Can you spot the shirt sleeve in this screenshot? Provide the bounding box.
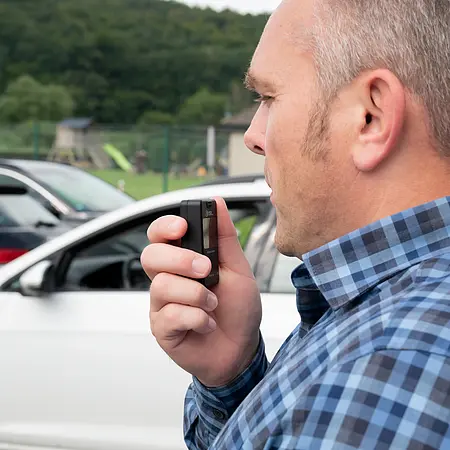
[263,350,450,449]
[183,334,269,450]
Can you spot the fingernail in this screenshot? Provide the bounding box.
[168,219,181,232]
[206,293,218,311]
[208,317,217,331]
[192,257,210,276]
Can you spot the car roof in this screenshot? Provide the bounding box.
[0,160,266,184]
[0,179,271,283]
[0,158,80,173]
[200,174,265,186]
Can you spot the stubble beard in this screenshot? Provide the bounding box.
[274,97,330,258]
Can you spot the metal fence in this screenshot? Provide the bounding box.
[0,122,233,176]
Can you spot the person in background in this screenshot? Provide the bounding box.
[141,0,450,448]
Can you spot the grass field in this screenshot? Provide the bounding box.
[90,169,214,200]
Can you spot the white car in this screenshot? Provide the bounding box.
[0,179,301,450]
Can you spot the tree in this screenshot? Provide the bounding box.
[177,88,227,125]
[0,75,74,123]
[41,83,75,121]
[0,0,267,123]
[138,110,175,126]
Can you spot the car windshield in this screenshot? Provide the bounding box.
[0,191,60,227]
[31,165,134,212]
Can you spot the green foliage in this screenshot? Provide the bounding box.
[0,75,74,123]
[178,88,227,125]
[138,110,175,126]
[0,0,267,124]
[42,84,75,120]
[0,120,57,157]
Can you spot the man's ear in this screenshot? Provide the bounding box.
[351,69,406,172]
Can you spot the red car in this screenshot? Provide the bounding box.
[0,185,74,265]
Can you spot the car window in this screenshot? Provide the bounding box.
[0,172,56,214]
[0,205,18,227]
[62,221,151,291]
[230,209,259,250]
[57,200,267,292]
[30,165,133,212]
[0,190,60,228]
[269,253,301,294]
[0,174,24,188]
[77,224,149,258]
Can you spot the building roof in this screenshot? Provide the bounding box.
[59,118,94,129]
[221,105,258,129]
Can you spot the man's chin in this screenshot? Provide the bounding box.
[274,229,297,257]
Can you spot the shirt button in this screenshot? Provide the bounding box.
[212,409,225,420]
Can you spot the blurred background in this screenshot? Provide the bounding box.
[0,0,278,200]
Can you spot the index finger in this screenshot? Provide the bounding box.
[147,215,187,244]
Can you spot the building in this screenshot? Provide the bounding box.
[221,105,264,177]
[47,118,111,169]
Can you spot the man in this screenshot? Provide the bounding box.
[141,0,450,448]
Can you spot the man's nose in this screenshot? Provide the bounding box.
[244,108,266,156]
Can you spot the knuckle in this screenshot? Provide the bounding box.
[163,303,180,324]
[149,308,161,338]
[151,272,171,293]
[195,310,209,330]
[149,314,157,336]
[178,250,195,272]
[192,282,206,305]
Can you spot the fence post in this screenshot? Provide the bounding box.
[33,122,40,160]
[162,125,170,193]
[206,126,216,174]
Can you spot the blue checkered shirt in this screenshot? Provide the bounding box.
[184,197,450,449]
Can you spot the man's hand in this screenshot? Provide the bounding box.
[141,197,262,387]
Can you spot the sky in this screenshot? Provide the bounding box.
[180,0,280,14]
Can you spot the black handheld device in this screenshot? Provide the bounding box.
[180,199,219,288]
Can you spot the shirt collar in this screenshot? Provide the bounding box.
[293,196,450,311]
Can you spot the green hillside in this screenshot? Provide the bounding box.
[0,0,268,124]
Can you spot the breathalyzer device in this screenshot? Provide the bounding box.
[180,199,219,287]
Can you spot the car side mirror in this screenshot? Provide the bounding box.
[19,260,53,297]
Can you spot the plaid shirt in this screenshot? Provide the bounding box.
[184,197,450,449]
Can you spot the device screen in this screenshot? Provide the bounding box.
[203,216,217,249]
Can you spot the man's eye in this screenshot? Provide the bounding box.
[254,95,273,104]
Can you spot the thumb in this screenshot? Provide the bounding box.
[213,196,255,278]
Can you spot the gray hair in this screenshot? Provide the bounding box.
[311,0,450,156]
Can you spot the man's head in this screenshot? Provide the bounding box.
[244,0,450,258]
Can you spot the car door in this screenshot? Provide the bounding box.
[0,168,70,218]
[0,198,294,450]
